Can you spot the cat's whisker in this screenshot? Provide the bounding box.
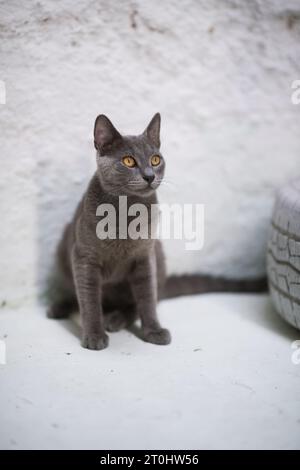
[156,181,178,188]
[158,180,178,187]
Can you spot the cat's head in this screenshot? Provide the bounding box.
[94,113,165,197]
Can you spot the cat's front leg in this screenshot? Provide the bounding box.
[130,254,171,345]
[72,247,108,350]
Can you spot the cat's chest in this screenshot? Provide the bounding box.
[96,237,154,281]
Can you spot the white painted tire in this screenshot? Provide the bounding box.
[267,179,300,330]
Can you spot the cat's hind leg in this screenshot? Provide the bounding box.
[104,307,136,332]
[47,298,78,319]
[47,255,77,319]
[102,281,136,332]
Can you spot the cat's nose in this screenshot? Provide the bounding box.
[142,174,155,184]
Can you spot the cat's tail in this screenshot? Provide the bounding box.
[161,274,268,299]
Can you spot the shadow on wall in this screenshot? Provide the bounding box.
[36,138,93,305]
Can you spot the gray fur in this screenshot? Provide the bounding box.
[48,113,267,350]
[48,113,170,350]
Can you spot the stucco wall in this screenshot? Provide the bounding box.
[1,0,300,306]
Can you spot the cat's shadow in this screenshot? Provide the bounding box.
[59,313,144,342]
[57,295,299,346]
[60,316,82,340]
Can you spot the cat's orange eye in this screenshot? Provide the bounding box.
[122,156,136,168]
[151,155,160,166]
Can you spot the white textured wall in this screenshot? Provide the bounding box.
[1,0,300,306]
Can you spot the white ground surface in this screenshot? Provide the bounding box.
[0,293,300,450]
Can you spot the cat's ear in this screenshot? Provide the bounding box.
[143,113,161,148]
[94,115,122,153]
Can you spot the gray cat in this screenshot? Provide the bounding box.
[48,113,267,350]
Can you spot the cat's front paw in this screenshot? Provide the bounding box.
[81,332,109,350]
[143,327,171,345]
